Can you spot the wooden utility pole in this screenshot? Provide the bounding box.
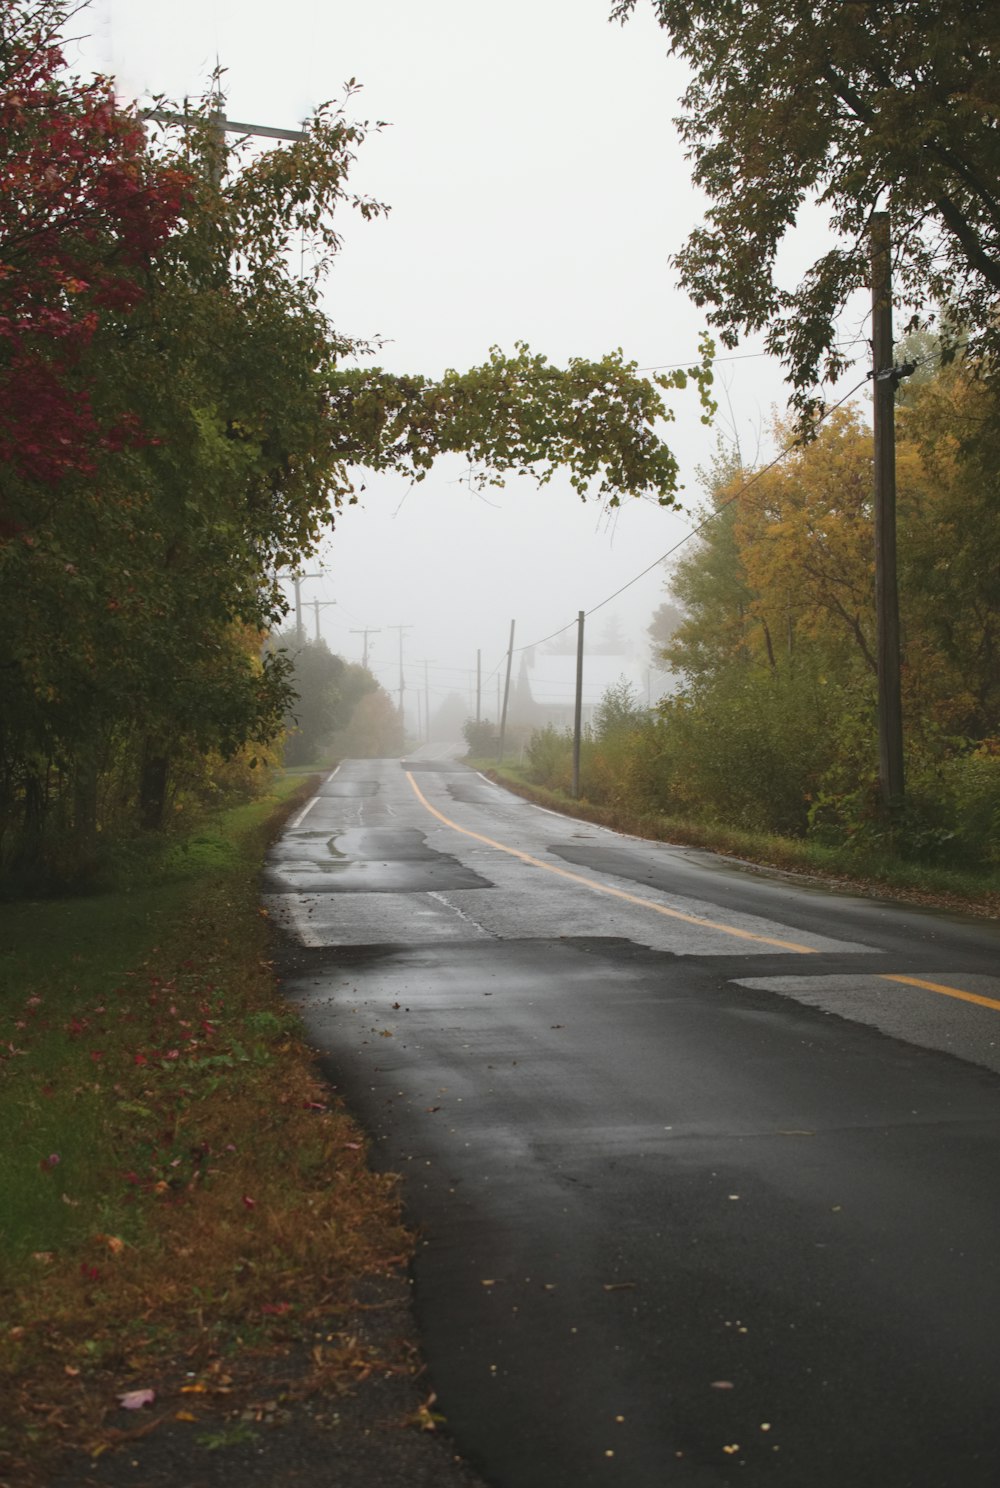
[476,649,482,724]
[572,611,586,799]
[416,659,435,743]
[497,621,516,764]
[350,627,381,670]
[387,625,412,731]
[146,105,306,163]
[870,212,905,815]
[291,571,323,645]
[311,598,336,643]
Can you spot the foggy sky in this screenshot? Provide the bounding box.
[77,0,864,730]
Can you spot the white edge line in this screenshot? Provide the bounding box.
[287,764,340,830]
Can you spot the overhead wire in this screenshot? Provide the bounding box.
[481,368,876,681]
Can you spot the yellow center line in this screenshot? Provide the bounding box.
[406,773,1000,1016]
[405,772,818,955]
[881,974,1000,1014]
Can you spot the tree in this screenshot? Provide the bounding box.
[0,1,717,881]
[0,1,188,508]
[613,0,1000,414]
[330,688,403,759]
[647,599,684,663]
[593,678,646,740]
[270,637,378,766]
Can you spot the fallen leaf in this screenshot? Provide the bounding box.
[118,1388,156,1410]
[175,1410,197,1422]
[722,1443,740,1455]
[710,1381,735,1390]
[602,1282,636,1292]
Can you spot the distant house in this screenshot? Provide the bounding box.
[508,651,676,731]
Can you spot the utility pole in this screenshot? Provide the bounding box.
[387,625,412,732]
[291,572,324,645]
[311,599,336,644]
[497,621,516,764]
[572,611,585,799]
[476,649,482,724]
[870,211,906,817]
[145,104,306,180]
[350,627,381,670]
[416,659,435,744]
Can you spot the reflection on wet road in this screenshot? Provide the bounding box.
[268,757,1000,1488]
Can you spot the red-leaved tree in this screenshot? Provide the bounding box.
[0,0,188,515]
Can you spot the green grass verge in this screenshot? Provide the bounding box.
[0,771,409,1482]
[0,776,303,1265]
[473,761,1000,917]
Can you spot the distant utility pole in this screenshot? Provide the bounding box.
[291,572,323,645]
[416,660,435,744]
[476,649,482,724]
[572,611,585,799]
[311,599,337,644]
[870,211,911,818]
[350,627,381,670]
[497,621,516,764]
[387,625,413,728]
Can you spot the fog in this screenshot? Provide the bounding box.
[79,0,864,735]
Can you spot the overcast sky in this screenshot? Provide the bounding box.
[76,0,864,729]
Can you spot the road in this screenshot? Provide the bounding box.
[266,755,1000,1488]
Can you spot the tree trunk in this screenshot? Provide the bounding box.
[139,748,169,831]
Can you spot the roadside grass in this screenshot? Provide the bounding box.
[0,774,410,1484]
[474,762,1000,918]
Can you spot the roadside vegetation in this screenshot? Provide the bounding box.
[0,0,712,897]
[466,354,1000,918]
[0,775,421,1484]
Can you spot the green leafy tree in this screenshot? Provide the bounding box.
[270,637,377,766]
[593,678,646,740]
[330,688,403,759]
[0,2,717,882]
[647,599,685,664]
[613,0,1000,413]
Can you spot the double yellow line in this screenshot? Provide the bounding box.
[405,772,1000,1016]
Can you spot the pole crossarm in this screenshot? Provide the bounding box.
[144,108,307,142]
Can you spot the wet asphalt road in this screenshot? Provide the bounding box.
[266,756,1000,1488]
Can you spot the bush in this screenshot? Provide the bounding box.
[524,725,574,790]
[462,717,500,757]
[942,742,1000,866]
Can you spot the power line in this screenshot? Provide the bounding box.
[494,371,873,668]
